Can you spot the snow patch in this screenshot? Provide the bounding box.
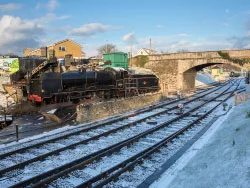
[195,72,215,86]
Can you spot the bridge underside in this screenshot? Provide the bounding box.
[179,63,222,90]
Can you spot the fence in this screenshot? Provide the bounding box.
[234,93,250,105]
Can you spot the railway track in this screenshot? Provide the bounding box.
[0,78,241,187]
[0,81,226,155]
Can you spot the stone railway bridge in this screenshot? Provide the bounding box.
[141,49,250,91]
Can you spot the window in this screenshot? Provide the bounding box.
[59,46,66,51]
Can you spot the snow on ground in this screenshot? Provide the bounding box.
[195,71,215,86]
[0,124,74,149]
[129,67,154,75]
[151,99,250,188]
[46,108,57,114]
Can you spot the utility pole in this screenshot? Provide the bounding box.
[130,38,133,66]
[106,40,108,54]
[150,38,152,54]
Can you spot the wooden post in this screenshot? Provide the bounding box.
[15,124,19,142]
[234,94,236,105]
[3,108,6,127]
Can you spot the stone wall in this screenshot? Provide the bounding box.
[145,59,179,90]
[76,93,164,123]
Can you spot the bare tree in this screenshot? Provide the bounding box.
[160,50,169,54]
[176,49,189,53]
[97,44,117,56]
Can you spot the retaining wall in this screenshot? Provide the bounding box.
[76,93,164,123]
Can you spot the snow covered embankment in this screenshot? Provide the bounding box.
[152,99,250,188]
[195,72,215,86]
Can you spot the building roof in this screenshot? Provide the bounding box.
[48,39,82,48]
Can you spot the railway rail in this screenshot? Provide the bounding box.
[0,78,242,187]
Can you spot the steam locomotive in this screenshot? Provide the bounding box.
[27,67,159,104]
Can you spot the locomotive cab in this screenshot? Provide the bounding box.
[104,67,128,87]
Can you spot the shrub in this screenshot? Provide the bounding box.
[235,127,240,131]
[246,111,250,118]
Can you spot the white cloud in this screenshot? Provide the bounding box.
[0,3,21,12]
[223,22,229,26]
[35,0,59,11]
[70,23,115,37]
[58,15,71,20]
[246,31,250,37]
[122,32,135,43]
[173,33,189,37]
[47,0,59,11]
[0,15,44,55]
[228,34,250,49]
[156,25,163,29]
[35,3,42,10]
[33,13,70,24]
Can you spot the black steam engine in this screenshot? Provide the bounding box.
[27,67,159,104]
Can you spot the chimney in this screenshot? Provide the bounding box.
[40,46,47,57]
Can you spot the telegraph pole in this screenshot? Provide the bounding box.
[106,40,108,54]
[150,38,152,54]
[130,38,133,66]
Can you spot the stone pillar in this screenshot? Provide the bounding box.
[177,73,184,90]
[181,68,197,90]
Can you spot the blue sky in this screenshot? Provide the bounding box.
[0,0,250,56]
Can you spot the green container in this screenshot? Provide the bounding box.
[103,52,128,70]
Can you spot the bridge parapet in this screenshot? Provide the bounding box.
[149,49,250,61]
